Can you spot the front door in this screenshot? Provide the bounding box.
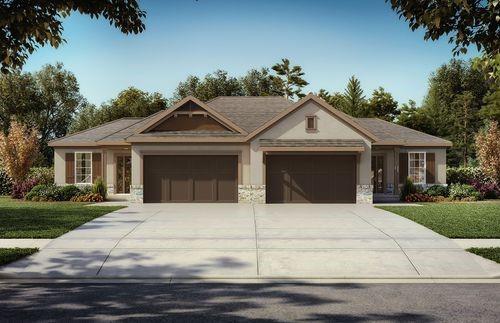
[116,156,131,194]
[371,155,384,193]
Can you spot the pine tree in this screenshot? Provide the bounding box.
[271,58,309,100]
[342,76,368,117]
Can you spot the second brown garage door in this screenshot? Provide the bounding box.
[143,155,237,203]
[266,155,356,203]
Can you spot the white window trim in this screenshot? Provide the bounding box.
[74,152,93,185]
[408,151,426,185]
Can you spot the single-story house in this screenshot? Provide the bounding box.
[49,94,451,203]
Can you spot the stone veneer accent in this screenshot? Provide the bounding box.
[238,185,266,204]
[386,183,394,194]
[356,185,373,204]
[129,185,143,202]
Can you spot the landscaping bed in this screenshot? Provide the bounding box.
[0,248,38,266]
[0,197,124,239]
[377,201,500,238]
[467,247,500,264]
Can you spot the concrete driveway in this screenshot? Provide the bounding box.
[1,204,499,279]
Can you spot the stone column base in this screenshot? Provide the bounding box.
[356,185,373,204]
[129,185,143,202]
[238,185,266,204]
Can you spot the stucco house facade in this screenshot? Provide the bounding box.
[49,94,451,204]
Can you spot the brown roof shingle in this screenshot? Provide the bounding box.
[206,96,293,132]
[355,118,452,146]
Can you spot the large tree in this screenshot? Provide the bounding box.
[388,0,500,83]
[173,70,242,102]
[240,68,282,96]
[341,76,370,117]
[397,100,435,134]
[70,87,168,132]
[0,63,82,164]
[422,59,489,165]
[270,58,309,100]
[318,89,345,110]
[367,87,399,121]
[1,0,146,73]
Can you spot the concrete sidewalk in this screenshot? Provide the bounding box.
[1,204,499,279]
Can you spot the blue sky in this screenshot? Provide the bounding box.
[23,0,477,106]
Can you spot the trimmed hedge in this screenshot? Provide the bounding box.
[0,169,12,195]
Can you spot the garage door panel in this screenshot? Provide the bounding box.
[290,173,312,202]
[267,173,286,203]
[193,174,215,202]
[143,155,237,203]
[311,173,332,202]
[217,173,237,202]
[169,173,192,202]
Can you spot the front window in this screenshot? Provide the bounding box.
[75,152,92,184]
[408,152,425,184]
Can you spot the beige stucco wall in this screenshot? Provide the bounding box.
[249,101,372,185]
[131,144,251,186]
[53,147,105,185]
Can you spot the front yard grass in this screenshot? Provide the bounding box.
[0,196,124,239]
[0,248,38,266]
[377,201,500,238]
[467,247,500,264]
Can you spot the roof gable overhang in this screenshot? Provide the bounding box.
[244,94,379,142]
[134,96,248,135]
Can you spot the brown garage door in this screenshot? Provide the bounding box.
[266,155,356,203]
[143,155,237,203]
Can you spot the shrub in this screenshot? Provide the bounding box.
[0,168,12,195]
[78,185,93,195]
[92,177,107,199]
[11,178,39,199]
[404,193,435,203]
[25,184,59,201]
[468,179,499,199]
[424,185,449,197]
[446,166,483,185]
[58,185,81,201]
[400,177,417,201]
[448,183,482,201]
[70,193,104,203]
[28,167,54,185]
[25,184,82,202]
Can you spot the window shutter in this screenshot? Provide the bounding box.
[65,153,75,184]
[426,153,435,184]
[399,153,408,184]
[92,153,102,183]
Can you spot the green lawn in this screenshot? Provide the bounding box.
[377,201,500,238]
[467,247,500,264]
[0,197,124,239]
[0,248,38,266]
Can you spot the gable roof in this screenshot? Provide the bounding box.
[135,96,247,135]
[355,118,452,147]
[244,94,379,142]
[49,95,452,148]
[206,96,293,132]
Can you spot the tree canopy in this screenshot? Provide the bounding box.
[0,63,82,164]
[388,0,500,83]
[0,0,146,73]
[270,58,309,100]
[70,87,169,133]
